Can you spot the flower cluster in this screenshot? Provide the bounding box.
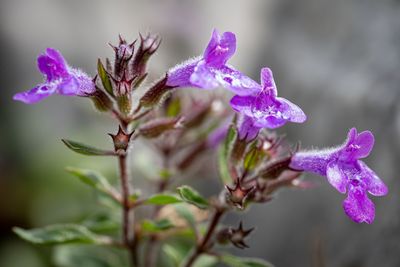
[12,28,389,267]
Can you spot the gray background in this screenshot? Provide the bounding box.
[0,0,399,266]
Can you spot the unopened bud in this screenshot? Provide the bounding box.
[110,35,136,79]
[108,126,134,152]
[139,116,184,138]
[259,155,292,179]
[131,33,161,78]
[139,75,175,107]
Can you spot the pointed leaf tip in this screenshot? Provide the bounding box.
[177,185,209,209]
[62,139,115,156]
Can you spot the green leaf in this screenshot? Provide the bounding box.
[177,186,209,209]
[54,245,128,267]
[221,254,274,267]
[145,194,182,205]
[218,122,237,184]
[62,139,115,156]
[162,244,183,267]
[13,224,109,245]
[243,143,265,172]
[166,97,181,117]
[82,213,120,233]
[141,219,174,233]
[65,167,117,197]
[97,59,114,96]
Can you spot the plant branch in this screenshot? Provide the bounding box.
[117,126,137,266]
[181,208,225,267]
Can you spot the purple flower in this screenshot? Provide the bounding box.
[230,68,306,129]
[13,48,95,104]
[167,29,260,96]
[237,115,261,141]
[290,128,388,224]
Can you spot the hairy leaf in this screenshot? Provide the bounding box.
[13,224,109,245]
[177,186,209,209]
[62,139,115,156]
[145,194,182,205]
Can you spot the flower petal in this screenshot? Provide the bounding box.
[166,57,201,88]
[189,60,220,89]
[13,84,56,104]
[238,115,261,141]
[229,95,256,117]
[63,69,96,96]
[343,128,358,148]
[37,48,68,81]
[191,63,260,95]
[326,162,347,194]
[213,65,260,96]
[359,161,388,196]
[343,185,375,224]
[260,67,277,96]
[275,97,307,123]
[290,150,332,176]
[253,116,287,129]
[353,131,374,159]
[203,29,236,67]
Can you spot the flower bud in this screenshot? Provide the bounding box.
[110,35,135,79]
[113,72,136,115]
[259,155,293,179]
[131,33,161,78]
[139,75,175,107]
[108,126,134,152]
[138,116,184,138]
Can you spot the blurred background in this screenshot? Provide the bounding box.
[1,0,399,266]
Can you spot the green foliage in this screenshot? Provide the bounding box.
[54,245,127,267]
[97,59,114,96]
[62,139,114,156]
[166,97,181,117]
[218,123,237,184]
[13,224,110,245]
[243,143,265,172]
[141,219,174,233]
[221,254,274,267]
[145,193,182,205]
[81,213,120,233]
[66,167,116,196]
[177,186,209,209]
[162,243,218,267]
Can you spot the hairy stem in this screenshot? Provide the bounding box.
[181,208,225,267]
[117,125,137,266]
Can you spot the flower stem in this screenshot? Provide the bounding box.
[181,208,225,267]
[117,129,137,266]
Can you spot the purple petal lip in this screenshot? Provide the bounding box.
[229,67,306,129]
[13,48,95,104]
[290,128,388,224]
